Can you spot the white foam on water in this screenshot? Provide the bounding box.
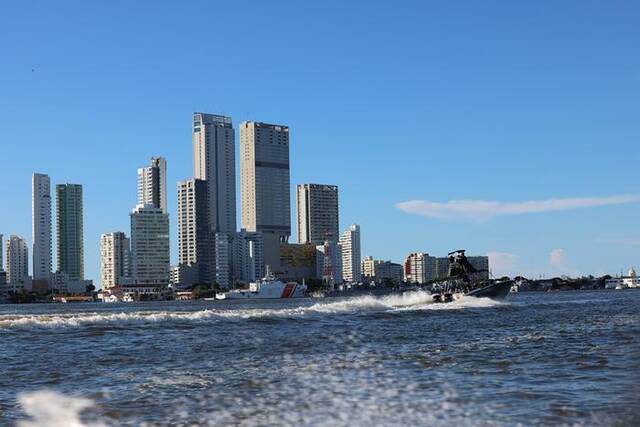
[0,291,506,329]
[15,385,487,427]
[17,390,105,427]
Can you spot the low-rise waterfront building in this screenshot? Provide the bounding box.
[376,261,404,284]
[279,242,317,281]
[364,256,410,284]
[605,268,640,289]
[169,264,200,289]
[98,284,169,302]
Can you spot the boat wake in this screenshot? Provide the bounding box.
[0,291,506,329]
[17,390,104,427]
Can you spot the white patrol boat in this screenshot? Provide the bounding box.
[223,270,307,300]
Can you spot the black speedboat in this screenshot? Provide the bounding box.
[431,250,512,303]
[465,279,512,299]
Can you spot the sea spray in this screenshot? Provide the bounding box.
[0,292,505,329]
[17,390,105,427]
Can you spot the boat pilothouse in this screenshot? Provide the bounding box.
[223,268,307,300]
[431,250,512,303]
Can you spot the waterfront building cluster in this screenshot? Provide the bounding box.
[402,252,489,284]
[0,110,499,302]
[362,256,404,284]
[99,112,365,301]
[99,157,171,301]
[0,174,91,298]
[605,268,640,289]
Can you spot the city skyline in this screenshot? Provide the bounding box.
[1,1,639,285]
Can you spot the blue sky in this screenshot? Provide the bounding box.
[1,0,638,284]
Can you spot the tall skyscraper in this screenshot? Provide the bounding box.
[32,173,52,283]
[100,232,130,289]
[340,224,361,283]
[56,184,84,281]
[0,233,4,272]
[6,235,29,285]
[137,157,167,213]
[192,113,236,234]
[130,205,170,286]
[297,184,339,244]
[177,178,212,284]
[240,121,291,270]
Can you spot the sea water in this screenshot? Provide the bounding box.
[1,290,638,426]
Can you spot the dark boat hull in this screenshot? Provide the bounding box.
[465,281,512,299]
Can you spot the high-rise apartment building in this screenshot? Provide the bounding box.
[296,184,339,244]
[403,253,436,284]
[177,178,212,284]
[100,232,130,289]
[6,235,29,286]
[137,157,167,213]
[362,256,379,280]
[56,184,84,281]
[240,121,291,270]
[279,243,317,281]
[130,205,170,286]
[32,173,52,283]
[192,113,236,235]
[340,224,361,283]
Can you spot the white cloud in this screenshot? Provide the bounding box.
[548,248,579,277]
[395,194,640,221]
[549,248,568,270]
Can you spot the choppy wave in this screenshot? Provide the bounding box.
[0,292,505,329]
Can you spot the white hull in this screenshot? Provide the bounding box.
[224,280,306,300]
